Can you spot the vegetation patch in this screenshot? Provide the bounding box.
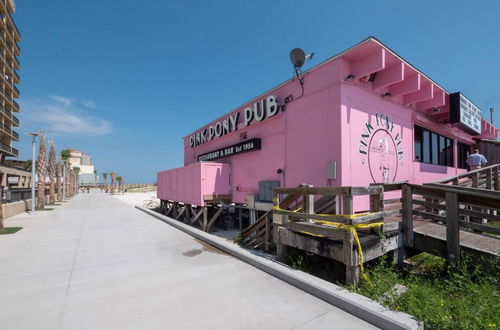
[0,227,23,235]
[348,253,499,330]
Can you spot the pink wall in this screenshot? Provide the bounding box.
[157,162,230,206]
[182,58,344,204]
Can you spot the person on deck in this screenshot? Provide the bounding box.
[466,149,487,170]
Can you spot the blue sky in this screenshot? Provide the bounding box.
[15,0,500,182]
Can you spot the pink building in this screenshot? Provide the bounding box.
[158,37,498,211]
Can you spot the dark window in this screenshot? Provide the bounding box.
[457,142,470,169]
[446,138,453,167]
[422,130,430,163]
[414,125,455,167]
[431,133,438,165]
[414,126,422,161]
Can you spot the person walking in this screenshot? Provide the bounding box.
[466,149,487,170]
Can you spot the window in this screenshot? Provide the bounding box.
[414,125,454,167]
[414,126,422,161]
[457,142,470,169]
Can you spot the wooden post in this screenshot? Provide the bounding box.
[343,232,359,285]
[342,188,353,215]
[238,208,243,231]
[249,209,256,224]
[445,192,460,267]
[172,202,178,218]
[334,195,341,214]
[486,168,493,190]
[369,191,382,212]
[202,206,208,231]
[275,226,288,262]
[206,206,224,232]
[402,184,414,247]
[470,172,484,228]
[472,172,479,188]
[264,213,271,252]
[303,184,314,222]
[494,166,500,191]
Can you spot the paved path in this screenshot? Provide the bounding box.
[0,193,376,330]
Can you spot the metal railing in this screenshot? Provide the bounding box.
[13,84,19,96]
[12,114,18,125]
[13,100,18,111]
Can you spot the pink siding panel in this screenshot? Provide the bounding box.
[157,162,229,206]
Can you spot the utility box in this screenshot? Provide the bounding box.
[258,180,280,202]
[157,162,230,206]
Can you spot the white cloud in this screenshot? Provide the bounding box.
[50,95,72,106]
[83,100,96,108]
[21,96,112,137]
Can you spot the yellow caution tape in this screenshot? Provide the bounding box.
[273,202,383,284]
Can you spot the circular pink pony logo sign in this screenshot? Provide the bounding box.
[368,129,398,183]
[358,113,404,183]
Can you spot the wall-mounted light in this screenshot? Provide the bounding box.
[382,92,392,98]
[433,108,440,113]
[345,74,355,80]
[276,168,284,174]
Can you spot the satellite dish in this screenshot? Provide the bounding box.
[290,48,306,69]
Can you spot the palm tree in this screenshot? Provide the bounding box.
[36,132,46,210]
[60,149,71,199]
[116,176,123,192]
[56,160,63,202]
[110,171,116,194]
[73,166,81,193]
[102,172,108,187]
[48,140,56,204]
[23,160,32,172]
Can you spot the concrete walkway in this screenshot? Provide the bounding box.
[0,193,376,330]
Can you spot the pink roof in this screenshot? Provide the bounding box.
[184,37,498,140]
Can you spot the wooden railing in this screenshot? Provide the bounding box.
[402,183,500,265]
[240,210,272,250]
[432,163,500,190]
[273,185,387,222]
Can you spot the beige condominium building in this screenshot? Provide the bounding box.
[0,0,27,188]
[68,149,98,185]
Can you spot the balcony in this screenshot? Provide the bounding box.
[12,114,18,126]
[0,142,18,157]
[8,13,20,40]
[13,84,19,97]
[12,129,18,140]
[0,105,13,119]
[0,142,10,153]
[13,100,19,111]
[13,70,19,82]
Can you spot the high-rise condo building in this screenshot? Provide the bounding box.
[0,0,27,188]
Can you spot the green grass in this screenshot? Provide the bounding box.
[348,253,500,329]
[0,227,22,235]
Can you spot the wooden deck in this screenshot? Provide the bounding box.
[412,220,500,258]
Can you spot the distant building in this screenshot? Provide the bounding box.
[68,149,92,167]
[68,148,98,184]
[0,1,28,188]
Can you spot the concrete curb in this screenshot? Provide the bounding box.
[136,206,423,330]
